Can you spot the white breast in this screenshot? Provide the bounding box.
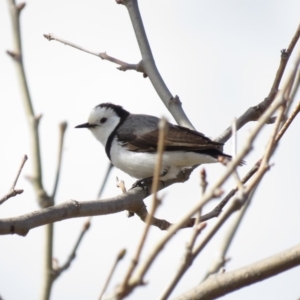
[109,139,218,180]
[110,139,159,179]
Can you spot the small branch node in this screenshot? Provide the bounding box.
[16,2,26,12]
[213,188,224,198]
[117,248,127,261]
[59,121,68,133]
[33,113,43,126]
[6,50,21,62]
[280,48,289,59]
[169,95,182,106]
[83,219,91,231]
[200,168,208,194]
[116,177,127,193]
[43,33,54,41]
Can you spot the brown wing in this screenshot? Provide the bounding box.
[121,124,224,153]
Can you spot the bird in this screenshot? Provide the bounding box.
[75,103,237,184]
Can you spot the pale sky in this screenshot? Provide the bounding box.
[0,1,300,299]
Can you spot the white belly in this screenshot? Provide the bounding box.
[110,140,217,180]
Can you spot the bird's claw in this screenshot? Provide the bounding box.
[131,177,152,190]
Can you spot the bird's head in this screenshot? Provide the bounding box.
[75,103,129,146]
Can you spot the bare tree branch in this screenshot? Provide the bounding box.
[121,0,195,129]
[43,34,143,73]
[44,0,195,129]
[117,51,300,297]
[0,154,28,205]
[53,219,91,280]
[99,248,126,300]
[134,203,195,231]
[160,192,249,300]
[174,243,300,300]
[98,163,114,199]
[7,0,51,207]
[51,122,68,199]
[202,187,256,281]
[275,100,300,143]
[0,187,142,236]
[195,101,292,289]
[216,23,300,144]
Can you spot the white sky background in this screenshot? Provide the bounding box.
[0,0,300,299]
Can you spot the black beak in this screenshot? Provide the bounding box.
[75,122,94,129]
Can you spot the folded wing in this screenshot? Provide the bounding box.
[121,124,224,153]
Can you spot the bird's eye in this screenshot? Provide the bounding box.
[100,118,107,124]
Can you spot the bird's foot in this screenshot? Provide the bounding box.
[131,177,153,190]
[131,177,165,193]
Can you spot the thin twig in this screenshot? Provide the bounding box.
[7,0,49,206]
[117,177,135,218]
[51,122,67,199]
[43,34,143,73]
[52,219,91,280]
[117,118,168,297]
[231,118,243,190]
[116,177,127,194]
[159,221,207,300]
[0,154,28,205]
[216,23,300,143]
[99,249,126,300]
[275,101,300,144]
[134,198,195,230]
[98,162,114,199]
[284,70,300,117]
[202,187,256,280]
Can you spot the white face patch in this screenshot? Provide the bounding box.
[88,106,121,146]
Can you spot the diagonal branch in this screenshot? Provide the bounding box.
[121,0,195,129]
[0,154,28,205]
[99,248,126,300]
[52,218,91,280]
[120,50,300,297]
[199,98,300,223]
[216,23,300,143]
[97,162,114,199]
[43,34,143,73]
[51,122,68,199]
[174,243,300,300]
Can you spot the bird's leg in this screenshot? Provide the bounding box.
[131,168,168,190]
[131,177,166,192]
[131,176,154,189]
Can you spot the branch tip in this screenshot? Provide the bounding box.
[16,2,26,12]
[169,95,182,106]
[280,48,289,59]
[43,33,54,41]
[117,249,127,261]
[83,219,91,231]
[59,121,68,133]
